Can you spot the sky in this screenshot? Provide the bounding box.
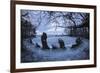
[36,23,65,35]
[21,10,66,35]
[21,10,88,35]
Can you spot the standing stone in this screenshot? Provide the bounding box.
[41,32,49,49]
[58,38,65,49]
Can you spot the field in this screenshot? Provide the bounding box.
[21,35,89,63]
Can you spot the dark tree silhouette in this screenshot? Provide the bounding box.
[21,10,89,38]
[21,11,36,52]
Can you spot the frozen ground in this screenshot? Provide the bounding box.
[21,36,89,63]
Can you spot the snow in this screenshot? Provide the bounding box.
[21,36,89,62]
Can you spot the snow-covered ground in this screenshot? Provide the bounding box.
[21,36,89,63]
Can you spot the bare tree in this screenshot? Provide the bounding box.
[21,10,89,37]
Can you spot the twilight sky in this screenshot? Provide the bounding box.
[21,10,87,35]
